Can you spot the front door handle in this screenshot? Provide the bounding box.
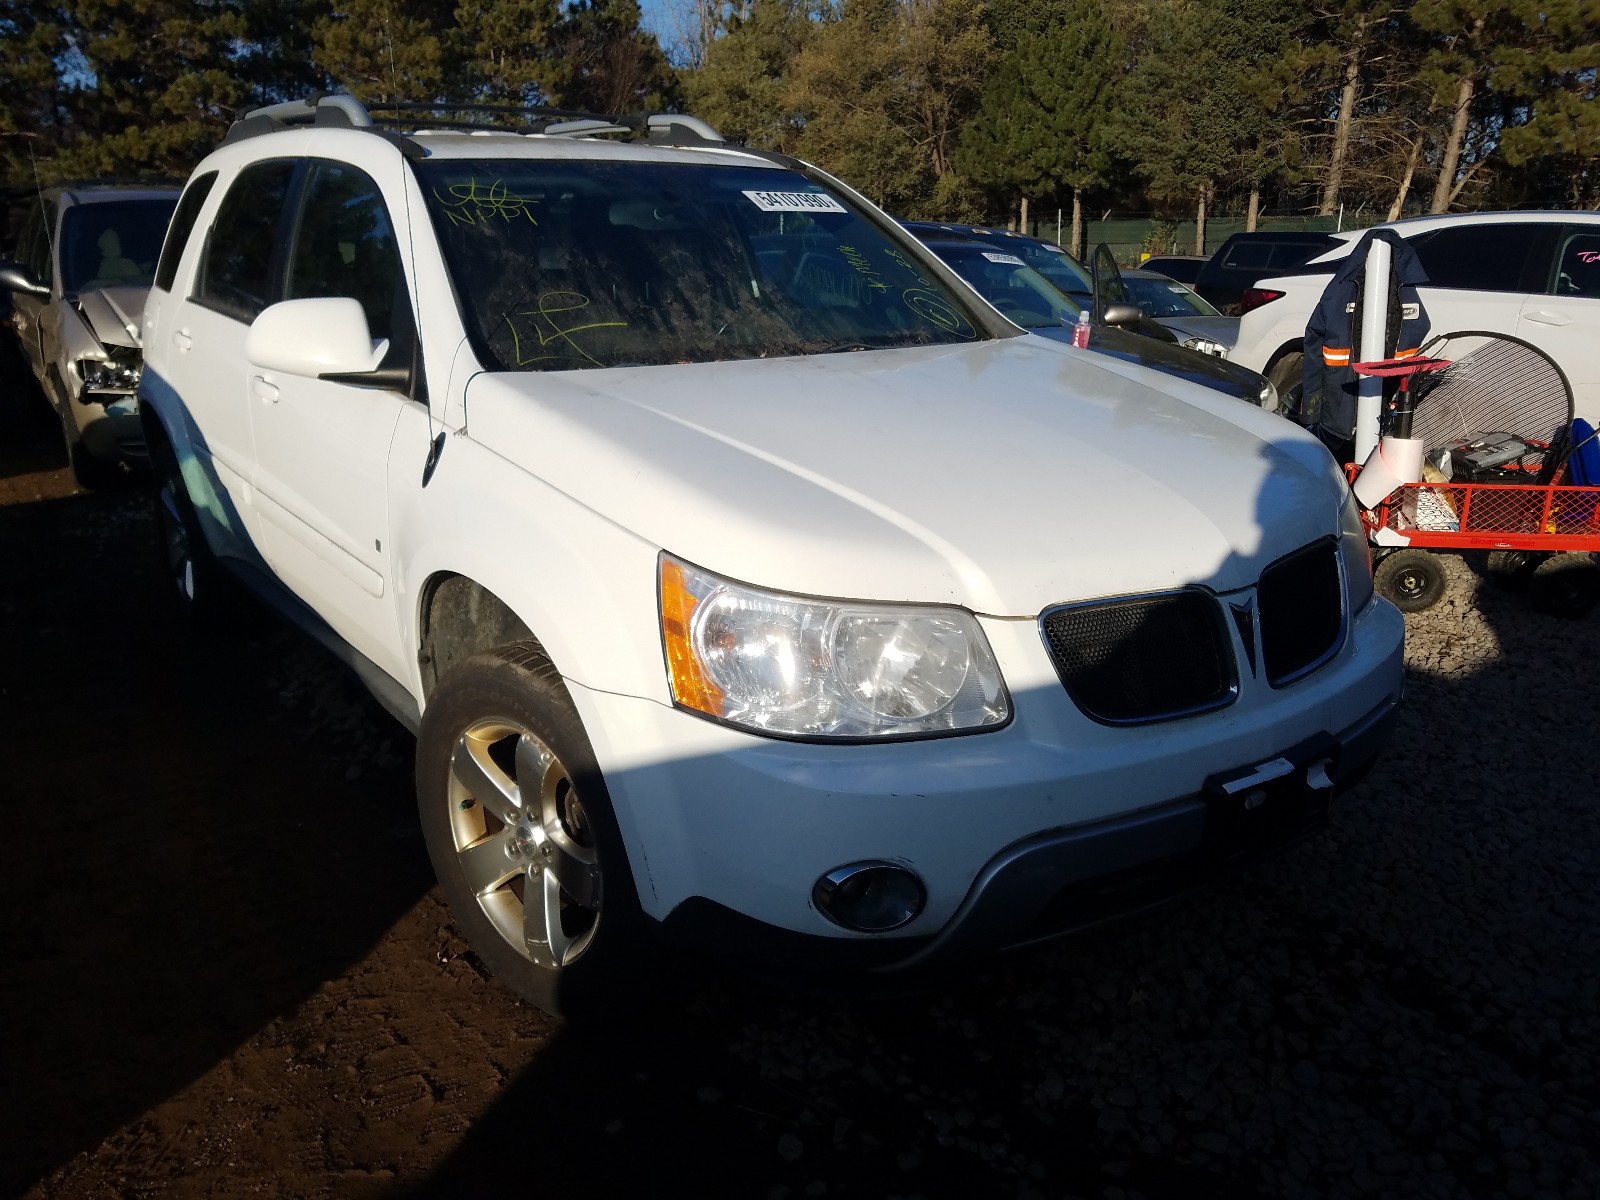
[1523,310,1573,327]
[172,329,193,351]
[251,375,279,404]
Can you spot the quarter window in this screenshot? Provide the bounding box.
[156,173,218,293]
[196,160,296,322]
[1555,231,1600,299]
[285,162,407,343]
[1408,224,1543,292]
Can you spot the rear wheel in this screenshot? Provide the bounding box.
[147,424,245,628]
[416,642,645,1019]
[1530,553,1600,619]
[1373,548,1447,612]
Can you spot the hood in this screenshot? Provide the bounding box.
[462,338,1343,616]
[1033,324,1264,400]
[75,286,148,349]
[1154,314,1240,351]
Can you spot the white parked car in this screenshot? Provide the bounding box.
[139,94,1404,1016]
[1229,211,1600,423]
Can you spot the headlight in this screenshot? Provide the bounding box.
[1181,337,1229,358]
[659,555,1010,740]
[1338,488,1374,613]
[1256,378,1280,411]
[76,358,141,394]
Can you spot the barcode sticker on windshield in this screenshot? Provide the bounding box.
[982,252,1025,265]
[742,190,848,214]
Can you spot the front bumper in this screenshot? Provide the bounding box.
[571,596,1405,968]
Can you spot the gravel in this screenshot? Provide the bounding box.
[13,492,1600,1198]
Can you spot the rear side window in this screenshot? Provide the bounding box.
[1409,224,1543,292]
[155,173,218,293]
[196,160,297,322]
[1555,230,1600,299]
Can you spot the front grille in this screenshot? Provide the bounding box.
[1041,592,1235,725]
[1257,539,1343,686]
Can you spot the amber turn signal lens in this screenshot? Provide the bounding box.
[659,557,725,717]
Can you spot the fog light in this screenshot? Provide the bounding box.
[812,862,926,932]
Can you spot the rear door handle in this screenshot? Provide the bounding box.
[1523,310,1573,327]
[251,375,279,404]
[172,329,193,351]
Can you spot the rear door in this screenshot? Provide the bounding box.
[1406,222,1554,348]
[245,157,412,680]
[1519,225,1600,421]
[163,158,299,556]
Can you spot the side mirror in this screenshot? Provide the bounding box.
[0,259,51,300]
[246,297,387,380]
[1101,303,1144,329]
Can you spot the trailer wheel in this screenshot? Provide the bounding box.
[1530,554,1600,620]
[1485,549,1544,592]
[1374,549,1447,613]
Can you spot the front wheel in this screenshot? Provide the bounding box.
[1373,548,1448,613]
[416,643,644,1018]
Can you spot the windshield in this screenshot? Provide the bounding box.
[416,161,982,370]
[927,244,1081,330]
[975,235,1092,298]
[60,198,178,292]
[1123,274,1222,318]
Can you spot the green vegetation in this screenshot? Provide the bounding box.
[3,0,1595,225]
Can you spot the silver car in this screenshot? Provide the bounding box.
[1,184,179,487]
[1122,267,1240,358]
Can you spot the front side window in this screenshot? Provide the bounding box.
[1124,274,1220,318]
[196,160,296,322]
[1555,231,1600,299]
[1409,224,1543,292]
[416,160,983,371]
[285,161,407,342]
[60,198,179,293]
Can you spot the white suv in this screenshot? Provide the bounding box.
[139,95,1404,1015]
[1229,211,1600,421]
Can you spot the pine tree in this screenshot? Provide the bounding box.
[957,0,1125,254]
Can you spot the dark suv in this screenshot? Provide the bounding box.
[1194,231,1340,315]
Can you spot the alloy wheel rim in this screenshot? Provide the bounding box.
[446,719,601,969]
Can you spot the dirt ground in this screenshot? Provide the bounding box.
[2,341,1597,1200]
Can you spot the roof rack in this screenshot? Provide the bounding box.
[224,93,731,153]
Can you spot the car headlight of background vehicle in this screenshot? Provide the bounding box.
[1338,488,1374,613]
[659,555,1010,740]
[1181,336,1229,358]
[75,358,141,395]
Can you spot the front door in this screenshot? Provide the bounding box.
[246,159,412,682]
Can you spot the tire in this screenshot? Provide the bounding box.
[1530,553,1600,620]
[148,426,244,628]
[1485,549,1544,592]
[1267,351,1305,421]
[416,642,645,1019]
[1373,548,1448,612]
